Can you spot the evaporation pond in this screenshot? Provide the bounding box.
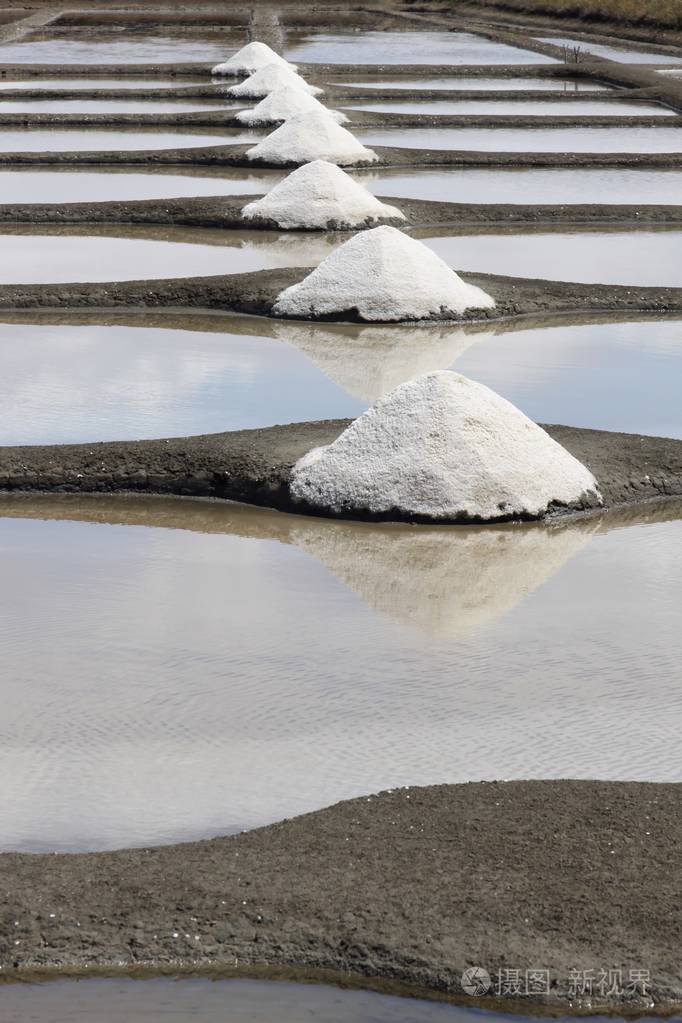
[357,125,682,151]
[284,30,557,64]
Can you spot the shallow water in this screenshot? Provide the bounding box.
[0,166,283,203]
[0,77,206,89]
[340,76,610,90]
[419,228,682,286]
[0,227,333,284]
[345,98,673,115]
[0,128,255,152]
[0,317,680,444]
[284,30,557,65]
[2,978,668,1023]
[0,98,240,113]
[0,33,243,63]
[361,166,682,204]
[540,35,682,65]
[358,125,682,152]
[0,494,680,851]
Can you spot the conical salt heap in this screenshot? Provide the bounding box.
[243,160,404,230]
[227,62,323,98]
[237,85,347,126]
[212,41,295,76]
[290,371,602,522]
[246,110,378,166]
[273,225,494,321]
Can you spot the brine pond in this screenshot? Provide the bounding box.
[1,165,680,205]
[539,35,682,64]
[0,98,241,113]
[0,317,680,444]
[0,32,245,63]
[0,489,680,851]
[283,30,557,64]
[3,978,674,1022]
[0,77,208,89]
[357,125,682,152]
[0,225,680,287]
[0,128,257,152]
[345,98,672,115]
[340,76,611,90]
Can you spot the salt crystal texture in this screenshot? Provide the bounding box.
[290,371,602,522]
[273,225,494,321]
[246,111,378,166]
[212,41,296,76]
[243,160,404,230]
[228,63,323,98]
[237,86,347,126]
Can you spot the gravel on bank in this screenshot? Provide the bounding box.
[0,780,679,1012]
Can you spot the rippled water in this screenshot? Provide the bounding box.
[0,33,244,63]
[0,495,680,852]
[340,76,610,90]
[540,35,682,64]
[0,317,681,445]
[0,98,240,113]
[285,30,557,65]
[0,128,256,152]
[345,98,672,115]
[358,125,682,152]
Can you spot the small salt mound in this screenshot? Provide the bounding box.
[242,160,404,230]
[246,110,378,167]
[212,41,296,76]
[228,63,322,98]
[273,225,494,321]
[290,371,602,522]
[237,85,347,126]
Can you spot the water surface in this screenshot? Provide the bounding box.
[0,496,680,851]
[340,76,610,90]
[284,30,557,65]
[0,128,254,152]
[0,98,240,113]
[358,125,682,152]
[0,77,206,89]
[0,33,243,63]
[361,166,682,204]
[540,35,682,65]
[345,98,672,115]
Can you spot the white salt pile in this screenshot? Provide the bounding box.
[228,63,323,98]
[273,225,494,321]
[246,110,378,166]
[290,371,602,522]
[212,41,295,76]
[237,85,347,126]
[242,160,404,230]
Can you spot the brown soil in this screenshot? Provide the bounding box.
[0,780,679,1011]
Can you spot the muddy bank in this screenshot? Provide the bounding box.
[4,193,682,229]
[0,265,680,323]
[0,779,679,1010]
[1,418,681,520]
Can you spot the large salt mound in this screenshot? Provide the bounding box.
[273,225,494,321]
[212,41,295,76]
[246,110,378,167]
[242,160,404,230]
[290,371,602,522]
[228,63,323,98]
[237,86,347,126]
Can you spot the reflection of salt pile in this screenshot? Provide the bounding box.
[212,41,295,76]
[243,160,404,230]
[291,371,602,522]
[275,320,490,401]
[273,225,494,321]
[237,86,347,126]
[228,63,323,98]
[246,111,378,166]
[292,517,597,639]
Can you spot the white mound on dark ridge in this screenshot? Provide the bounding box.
[243,160,404,229]
[212,41,295,76]
[290,371,602,522]
[227,63,322,98]
[273,225,494,321]
[246,111,378,166]
[237,85,347,126]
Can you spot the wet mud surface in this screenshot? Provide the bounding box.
[0,780,679,1009]
[1,415,681,521]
